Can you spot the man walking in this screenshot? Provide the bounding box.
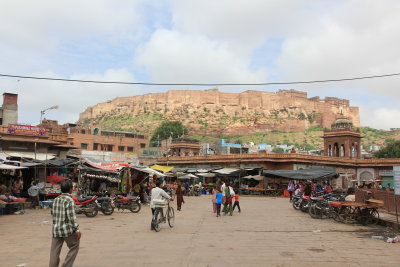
[49,179,81,267]
[28,181,41,209]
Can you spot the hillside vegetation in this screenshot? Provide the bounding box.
[82,113,399,150]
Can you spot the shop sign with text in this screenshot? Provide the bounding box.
[8,124,46,136]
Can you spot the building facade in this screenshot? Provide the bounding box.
[40,120,150,163]
[0,93,18,126]
[323,113,361,158]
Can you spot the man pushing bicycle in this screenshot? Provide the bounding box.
[150,180,172,231]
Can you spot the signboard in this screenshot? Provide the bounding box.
[393,166,400,195]
[378,170,394,177]
[8,124,46,136]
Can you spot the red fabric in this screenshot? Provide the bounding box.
[281,190,291,198]
[47,175,68,185]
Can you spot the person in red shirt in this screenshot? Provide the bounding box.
[232,189,241,213]
[325,183,333,194]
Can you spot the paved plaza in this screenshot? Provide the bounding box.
[1,196,399,267]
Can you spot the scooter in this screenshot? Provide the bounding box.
[72,195,99,217]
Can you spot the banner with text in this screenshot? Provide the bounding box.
[8,124,46,136]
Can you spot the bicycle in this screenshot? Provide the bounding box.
[151,199,175,232]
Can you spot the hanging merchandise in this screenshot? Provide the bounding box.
[120,169,126,193]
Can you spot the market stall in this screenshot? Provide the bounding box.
[0,163,29,214]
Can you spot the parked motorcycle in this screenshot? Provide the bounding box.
[111,195,141,213]
[292,194,302,210]
[72,195,99,217]
[97,196,114,215]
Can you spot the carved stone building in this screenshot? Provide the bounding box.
[323,113,361,158]
[169,137,201,157]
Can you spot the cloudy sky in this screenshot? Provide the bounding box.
[1,0,400,129]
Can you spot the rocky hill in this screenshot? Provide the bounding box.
[79,89,360,136]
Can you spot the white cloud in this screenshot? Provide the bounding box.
[361,107,400,130]
[2,69,143,124]
[170,0,317,46]
[276,0,400,96]
[135,29,268,84]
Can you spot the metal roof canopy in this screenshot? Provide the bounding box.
[262,168,338,180]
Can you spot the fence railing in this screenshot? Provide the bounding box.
[355,188,400,213]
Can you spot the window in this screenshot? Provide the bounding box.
[118,146,125,152]
[140,143,146,148]
[93,143,99,150]
[107,145,114,151]
[81,143,88,149]
[81,129,86,134]
[127,147,134,152]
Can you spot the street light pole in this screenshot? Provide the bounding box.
[39,105,59,124]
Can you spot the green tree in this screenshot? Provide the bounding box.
[272,147,284,153]
[375,140,400,158]
[150,121,188,147]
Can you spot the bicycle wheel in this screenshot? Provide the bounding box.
[366,208,380,225]
[167,207,175,228]
[153,208,161,232]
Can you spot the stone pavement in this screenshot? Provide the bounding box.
[0,196,399,267]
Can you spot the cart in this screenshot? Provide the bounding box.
[336,199,383,225]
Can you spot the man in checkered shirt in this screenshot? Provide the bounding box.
[49,179,81,267]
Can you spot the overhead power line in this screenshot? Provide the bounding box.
[0,72,399,86]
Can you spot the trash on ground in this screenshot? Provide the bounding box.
[371,236,384,239]
[386,237,399,243]
[312,230,321,233]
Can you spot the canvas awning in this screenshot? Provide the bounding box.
[213,168,242,176]
[196,172,216,178]
[262,168,338,180]
[243,175,264,181]
[177,174,198,180]
[131,166,164,177]
[150,164,174,173]
[0,163,27,170]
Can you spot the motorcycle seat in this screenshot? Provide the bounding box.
[97,197,110,202]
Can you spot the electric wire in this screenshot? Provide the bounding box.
[0,72,399,86]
